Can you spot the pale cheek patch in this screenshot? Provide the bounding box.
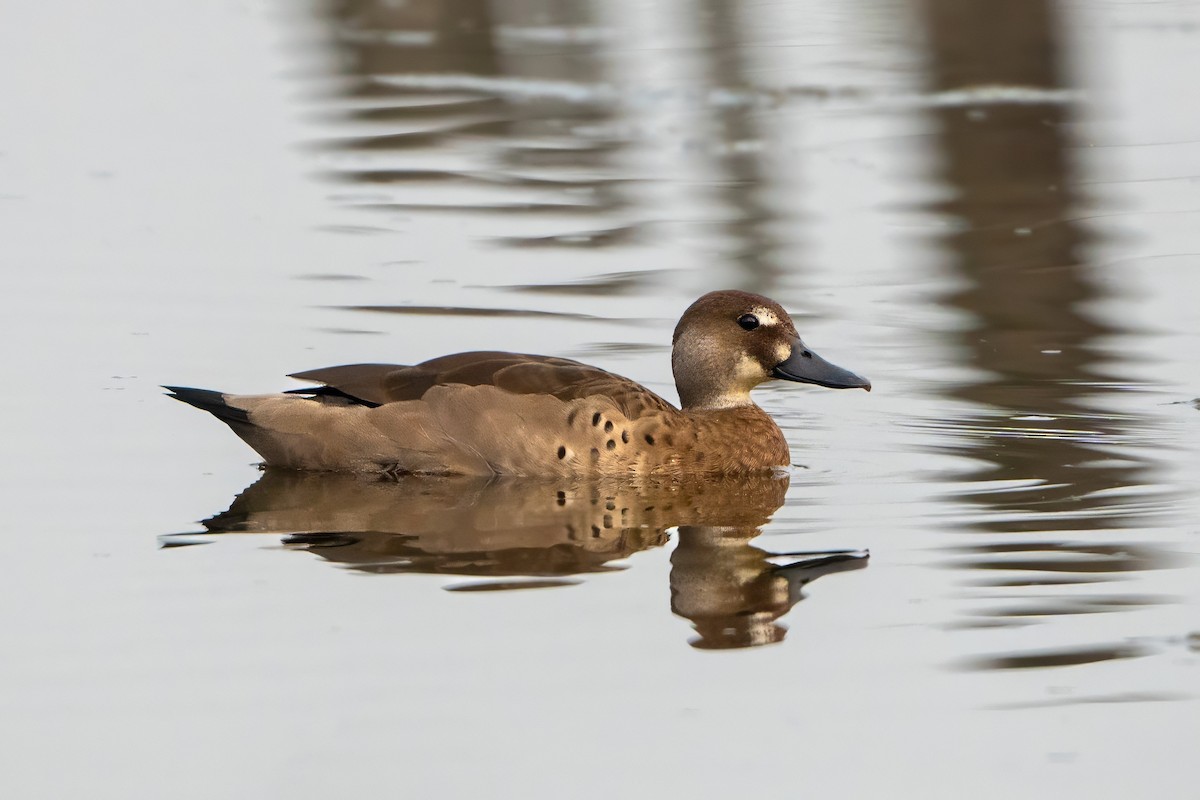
[735,353,768,383]
[773,341,791,364]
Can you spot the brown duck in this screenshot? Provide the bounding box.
[166,290,870,476]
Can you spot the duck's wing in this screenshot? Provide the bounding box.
[288,351,677,419]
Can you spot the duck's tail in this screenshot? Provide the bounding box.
[163,385,396,471]
[163,386,254,430]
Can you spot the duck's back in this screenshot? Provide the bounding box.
[289,351,676,421]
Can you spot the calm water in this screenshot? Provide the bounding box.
[2,0,1199,797]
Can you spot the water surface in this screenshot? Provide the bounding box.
[2,0,1198,797]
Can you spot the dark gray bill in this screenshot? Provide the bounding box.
[773,337,871,391]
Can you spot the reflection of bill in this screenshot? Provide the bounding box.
[172,469,866,649]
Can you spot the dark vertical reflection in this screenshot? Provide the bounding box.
[307,1,810,296]
[311,0,633,248]
[325,0,499,76]
[926,0,1103,415]
[917,0,1172,651]
[688,1,787,291]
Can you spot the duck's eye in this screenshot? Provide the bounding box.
[737,314,760,331]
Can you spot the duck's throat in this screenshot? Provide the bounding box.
[678,387,755,411]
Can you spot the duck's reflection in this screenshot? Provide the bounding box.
[185,469,867,649]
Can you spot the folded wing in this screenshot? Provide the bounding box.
[288,351,677,420]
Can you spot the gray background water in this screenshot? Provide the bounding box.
[2,0,1198,797]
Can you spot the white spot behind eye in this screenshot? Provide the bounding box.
[750,307,779,326]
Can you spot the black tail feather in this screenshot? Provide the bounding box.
[163,386,253,428]
[283,384,380,407]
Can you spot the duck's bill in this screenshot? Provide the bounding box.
[773,338,871,391]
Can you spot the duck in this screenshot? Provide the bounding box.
[165,290,870,476]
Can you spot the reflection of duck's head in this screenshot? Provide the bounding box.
[670,526,869,650]
[671,527,792,648]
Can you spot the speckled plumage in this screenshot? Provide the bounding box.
[166,290,869,476]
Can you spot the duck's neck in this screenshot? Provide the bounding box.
[673,337,758,411]
[674,358,761,410]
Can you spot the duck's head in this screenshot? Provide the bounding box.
[671,290,871,411]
